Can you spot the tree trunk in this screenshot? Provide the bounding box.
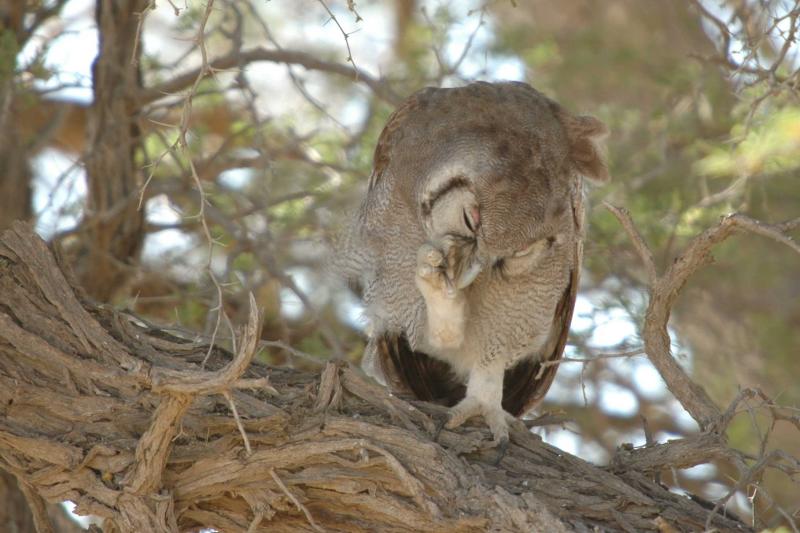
[0,94,32,230]
[0,222,751,532]
[78,0,147,301]
[0,2,32,231]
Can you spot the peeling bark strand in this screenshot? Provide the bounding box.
[0,222,756,531]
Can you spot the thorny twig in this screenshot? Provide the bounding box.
[689,0,800,120]
[534,347,645,379]
[131,0,157,66]
[317,0,360,79]
[133,0,231,366]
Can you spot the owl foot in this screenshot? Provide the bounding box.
[417,236,482,296]
[416,241,458,298]
[416,239,470,349]
[445,396,515,448]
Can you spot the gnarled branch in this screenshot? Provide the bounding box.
[0,221,755,532]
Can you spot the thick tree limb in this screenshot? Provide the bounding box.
[0,222,753,532]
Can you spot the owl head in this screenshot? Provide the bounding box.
[372,82,609,268]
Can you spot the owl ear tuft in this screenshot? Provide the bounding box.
[561,114,610,184]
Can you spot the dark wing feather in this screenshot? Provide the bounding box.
[375,179,585,416]
[375,333,465,406]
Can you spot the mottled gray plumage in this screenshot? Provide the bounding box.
[337,81,608,444]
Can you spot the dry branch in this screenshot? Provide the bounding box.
[0,222,756,532]
[606,206,800,431]
[606,205,800,530]
[140,47,401,107]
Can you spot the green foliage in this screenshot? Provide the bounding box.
[297,333,328,357]
[695,107,800,178]
[521,39,562,70]
[174,296,209,326]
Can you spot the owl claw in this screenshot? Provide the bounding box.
[417,237,482,297]
[492,436,510,465]
[445,396,514,447]
[431,414,448,442]
[456,260,483,289]
[416,242,458,298]
[416,240,471,349]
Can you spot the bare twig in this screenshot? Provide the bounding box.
[223,390,252,456]
[609,206,800,430]
[604,202,658,285]
[535,347,645,379]
[607,202,800,528]
[690,0,800,116]
[151,293,260,394]
[131,0,157,66]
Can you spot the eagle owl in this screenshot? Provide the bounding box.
[338,81,608,446]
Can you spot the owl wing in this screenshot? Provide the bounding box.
[374,179,585,417]
[500,254,578,416]
[503,178,585,416]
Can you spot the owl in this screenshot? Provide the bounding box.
[337,81,608,447]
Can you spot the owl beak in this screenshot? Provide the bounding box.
[456,259,482,289]
[454,236,490,290]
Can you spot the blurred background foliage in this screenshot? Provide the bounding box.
[1,0,798,529]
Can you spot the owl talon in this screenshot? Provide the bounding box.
[492,436,510,466]
[416,242,457,297]
[417,236,482,297]
[445,396,513,447]
[431,414,448,442]
[422,245,445,268]
[445,396,480,429]
[416,242,467,349]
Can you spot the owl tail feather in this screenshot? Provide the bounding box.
[375,333,465,407]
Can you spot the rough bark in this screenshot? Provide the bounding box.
[78,0,147,301]
[0,222,755,532]
[1,6,88,530]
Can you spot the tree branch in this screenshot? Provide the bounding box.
[0,222,751,532]
[140,47,401,106]
[607,207,800,432]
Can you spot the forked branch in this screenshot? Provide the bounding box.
[606,205,800,529]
